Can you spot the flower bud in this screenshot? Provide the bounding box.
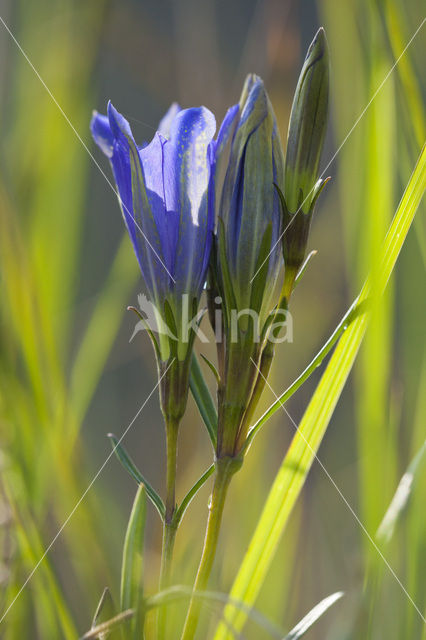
[284,27,329,215]
[280,28,329,289]
[212,75,285,457]
[214,74,284,330]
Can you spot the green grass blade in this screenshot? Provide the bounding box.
[376,440,426,545]
[242,296,367,453]
[145,586,283,637]
[120,484,147,637]
[189,353,218,446]
[214,143,426,640]
[91,587,115,629]
[81,610,134,639]
[3,478,78,640]
[70,235,138,426]
[282,592,343,639]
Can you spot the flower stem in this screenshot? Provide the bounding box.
[180,457,239,640]
[157,419,179,640]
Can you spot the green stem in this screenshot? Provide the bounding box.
[158,419,179,640]
[180,459,238,640]
[165,420,179,522]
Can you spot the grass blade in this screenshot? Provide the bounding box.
[81,610,134,639]
[376,440,426,545]
[282,592,343,639]
[214,143,426,640]
[120,484,147,637]
[146,586,283,637]
[242,296,368,453]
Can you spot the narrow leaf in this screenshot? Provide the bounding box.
[200,353,220,384]
[81,610,134,639]
[145,586,283,637]
[189,353,218,446]
[91,588,115,630]
[282,592,343,639]
[175,464,215,524]
[242,296,368,454]
[214,143,426,640]
[108,434,165,520]
[376,440,426,544]
[120,484,147,637]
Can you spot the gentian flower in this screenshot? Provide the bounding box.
[91,103,216,426]
[210,75,285,457]
[91,103,216,362]
[214,74,284,331]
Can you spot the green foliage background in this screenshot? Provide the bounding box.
[0,0,424,638]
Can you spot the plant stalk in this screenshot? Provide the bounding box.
[180,458,238,640]
[157,418,179,640]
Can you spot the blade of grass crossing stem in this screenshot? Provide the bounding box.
[213,145,425,640]
[120,484,147,637]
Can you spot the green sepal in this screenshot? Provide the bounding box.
[310,176,330,211]
[189,353,218,447]
[163,299,178,350]
[200,353,220,384]
[108,434,166,520]
[217,217,237,327]
[293,250,317,288]
[127,305,161,361]
[120,484,147,637]
[275,183,312,274]
[249,223,273,316]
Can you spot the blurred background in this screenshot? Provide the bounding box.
[0,0,425,638]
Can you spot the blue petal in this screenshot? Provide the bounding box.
[216,104,239,154]
[139,133,177,273]
[157,102,181,139]
[107,102,169,300]
[90,112,114,158]
[163,107,216,296]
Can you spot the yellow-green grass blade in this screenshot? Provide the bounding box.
[120,484,147,637]
[2,478,78,639]
[70,234,139,426]
[213,144,425,640]
[356,49,397,545]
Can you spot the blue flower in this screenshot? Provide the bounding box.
[91,102,216,359]
[213,75,284,328]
